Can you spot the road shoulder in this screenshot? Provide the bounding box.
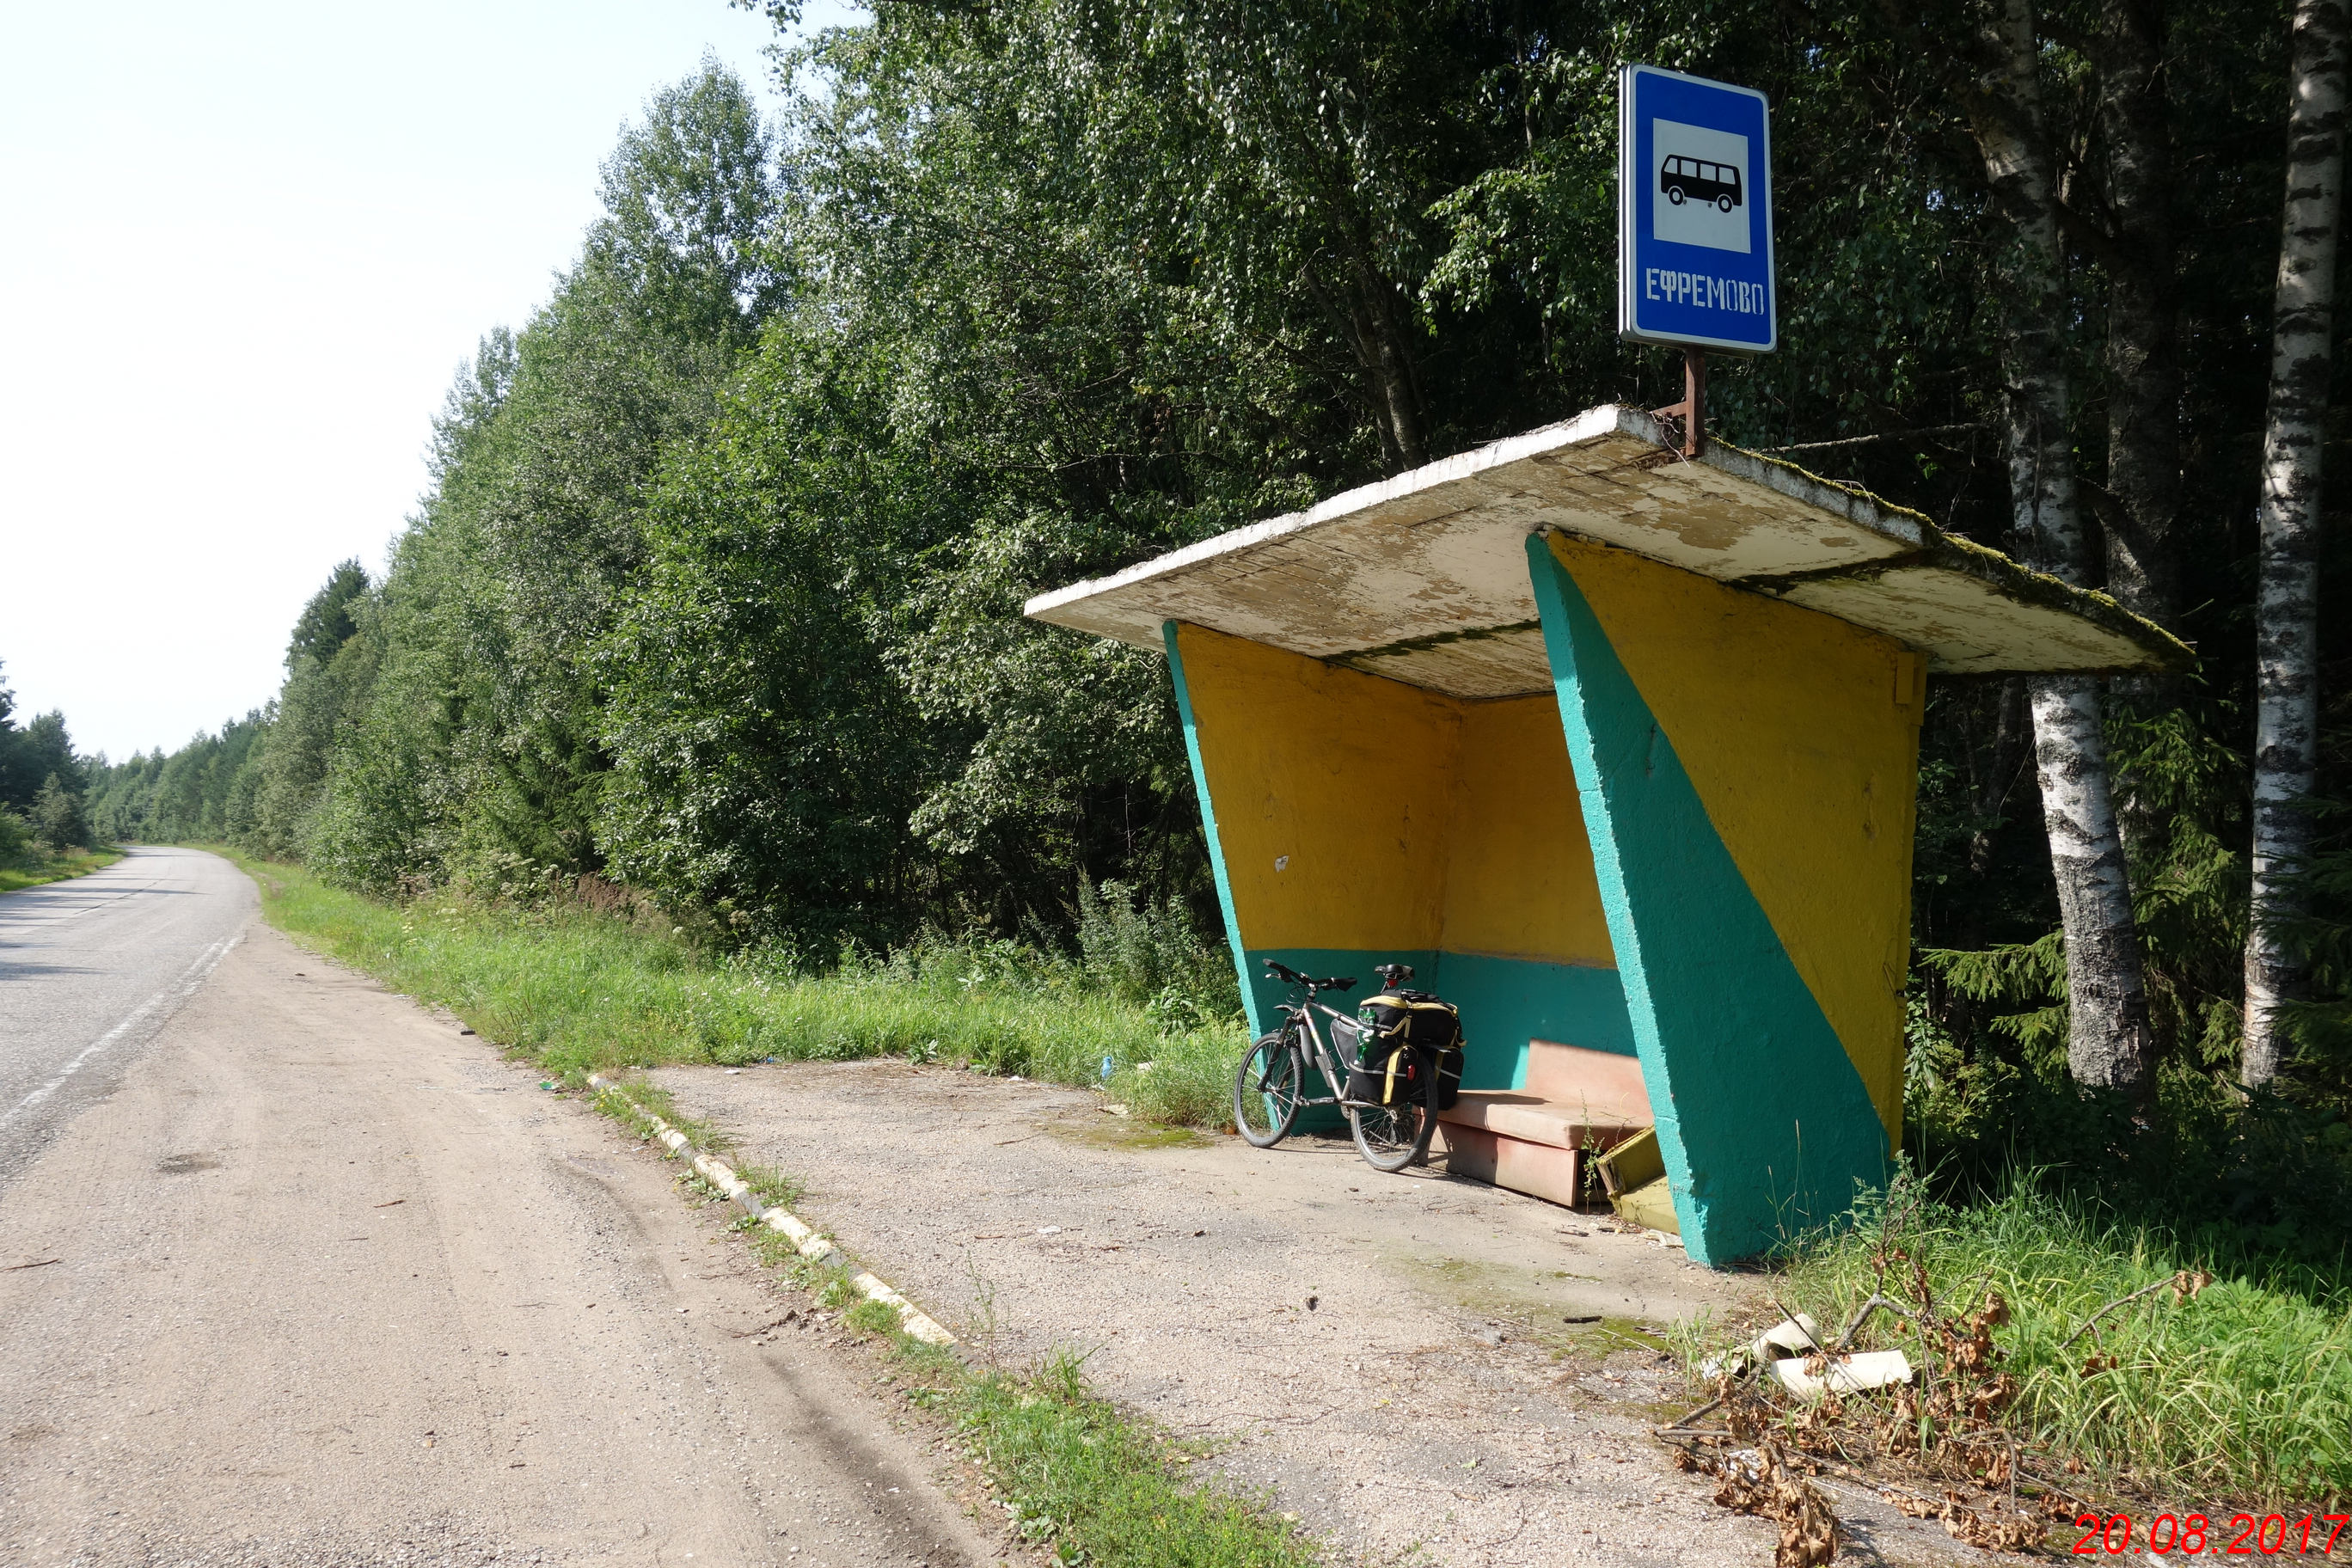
[0,920,998,1567]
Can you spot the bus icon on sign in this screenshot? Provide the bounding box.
[1662,155,1741,213]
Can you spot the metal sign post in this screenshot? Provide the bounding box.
[1652,347,1708,458]
[1618,64,1776,456]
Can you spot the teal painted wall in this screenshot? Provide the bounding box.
[1436,951,1636,1078]
[1163,620,1255,1008]
[1526,536,1890,1265]
[1240,946,1632,1091]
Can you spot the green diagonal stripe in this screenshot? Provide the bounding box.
[1526,536,1888,1265]
[1162,622,1259,1034]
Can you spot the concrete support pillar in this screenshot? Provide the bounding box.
[1526,533,1900,1265]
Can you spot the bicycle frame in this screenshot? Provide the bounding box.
[1273,989,1363,1107]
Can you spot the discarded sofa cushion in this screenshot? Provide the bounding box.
[1435,1039,1655,1210]
[1438,1039,1652,1150]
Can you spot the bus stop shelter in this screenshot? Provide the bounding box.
[1026,406,2186,1266]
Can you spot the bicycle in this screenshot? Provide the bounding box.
[1232,959,1441,1173]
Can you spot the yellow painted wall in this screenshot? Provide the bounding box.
[1440,696,1617,967]
[1172,624,1456,952]
[1548,536,1921,1136]
[1175,625,1621,971]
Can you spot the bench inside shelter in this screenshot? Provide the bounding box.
[1435,1038,1653,1211]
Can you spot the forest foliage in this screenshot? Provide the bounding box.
[0,659,97,861]
[66,3,2352,1205]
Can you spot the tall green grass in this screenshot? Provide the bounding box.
[230,852,1249,1127]
[1777,1174,2352,1506]
[0,844,124,893]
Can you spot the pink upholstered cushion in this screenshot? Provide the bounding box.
[1439,1092,1645,1149]
[1522,1039,1651,1115]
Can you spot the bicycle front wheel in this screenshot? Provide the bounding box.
[1234,1032,1304,1148]
[1349,1050,1440,1173]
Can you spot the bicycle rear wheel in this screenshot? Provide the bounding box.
[1349,1049,1439,1173]
[1234,1032,1304,1148]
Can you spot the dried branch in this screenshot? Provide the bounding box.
[2059,1269,2213,1350]
[1663,1393,1726,1430]
[1767,1293,1828,1355]
[1760,424,1983,455]
[1829,1293,1919,1352]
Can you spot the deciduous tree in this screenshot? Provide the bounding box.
[1952,0,2155,1093]
[2245,0,2350,1087]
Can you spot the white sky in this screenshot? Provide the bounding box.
[1,1,856,763]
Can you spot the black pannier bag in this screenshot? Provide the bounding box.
[1430,1042,1465,1110]
[1355,989,1467,1111]
[1344,1043,1424,1107]
[1359,988,1461,1049]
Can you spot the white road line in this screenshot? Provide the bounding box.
[0,876,171,928]
[2,931,244,1130]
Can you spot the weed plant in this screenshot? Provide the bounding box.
[1776,1171,2352,1506]
[935,1349,1319,1568]
[228,852,1250,1128]
[1888,879,2352,1506]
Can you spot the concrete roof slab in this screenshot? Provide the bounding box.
[1026,406,2189,689]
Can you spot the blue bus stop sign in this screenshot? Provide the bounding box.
[1619,64,1775,354]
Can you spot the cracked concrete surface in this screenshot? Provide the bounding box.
[657,1059,1972,1567]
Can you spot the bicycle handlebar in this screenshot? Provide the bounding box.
[1263,959,1356,993]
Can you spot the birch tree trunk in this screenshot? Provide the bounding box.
[2244,0,2350,1088]
[1346,265,1430,471]
[2093,0,2182,635]
[1965,0,2156,1092]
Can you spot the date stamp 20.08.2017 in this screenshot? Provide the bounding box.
[2073,1514,2349,1556]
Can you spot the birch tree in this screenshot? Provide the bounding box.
[2086,0,2180,636]
[1961,0,2156,1093]
[2245,0,2350,1087]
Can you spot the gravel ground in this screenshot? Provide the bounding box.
[0,915,997,1568]
[654,1060,1983,1567]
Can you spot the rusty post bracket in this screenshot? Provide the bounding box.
[1651,348,1707,457]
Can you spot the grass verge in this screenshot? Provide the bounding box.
[918,1348,1320,1568]
[217,850,1246,1129]
[1767,1172,2351,1509]
[0,845,126,893]
[211,848,2352,1522]
[589,1074,1320,1568]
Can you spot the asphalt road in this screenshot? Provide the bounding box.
[0,847,253,1190]
[0,850,994,1566]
